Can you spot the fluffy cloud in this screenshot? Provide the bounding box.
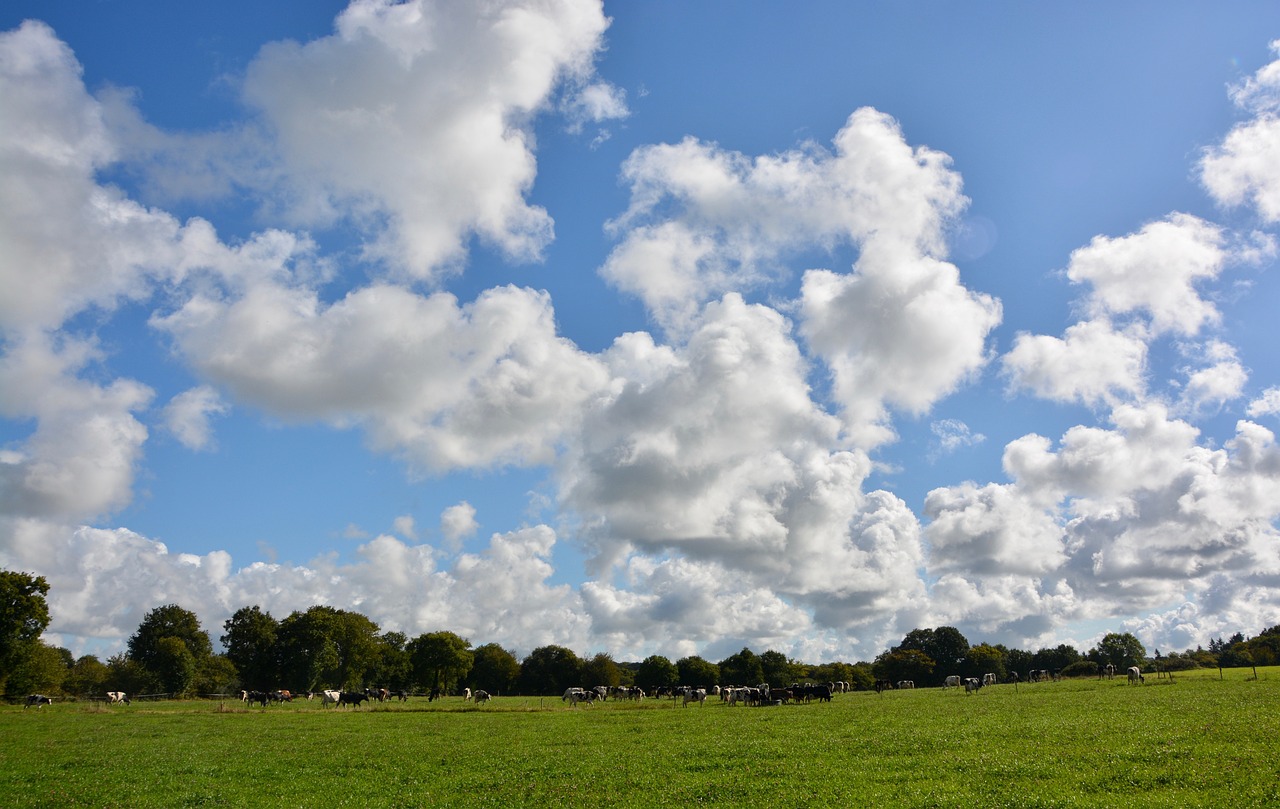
[1002,318,1148,405]
[162,386,229,451]
[1202,40,1280,221]
[154,281,610,471]
[238,0,616,279]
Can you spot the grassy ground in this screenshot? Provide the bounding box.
[2,673,1277,807]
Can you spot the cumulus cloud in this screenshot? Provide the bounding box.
[154,282,610,472]
[162,386,229,451]
[440,502,478,549]
[1247,386,1280,417]
[1002,318,1148,406]
[235,0,617,280]
[1202,40,1280,221]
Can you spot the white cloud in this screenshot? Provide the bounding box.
[1174,340,1248,418]
[1247,386,1280,417]
[1202,40,1280,221]
[929,419,985,459]
[162,386,229,451]
[392,514,417,541]
[440,502,478,548]
[154,282,610,472]
[1002,318,1148,406]
[235,0,615,280]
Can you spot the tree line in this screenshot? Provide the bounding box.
[2,568,1277,699]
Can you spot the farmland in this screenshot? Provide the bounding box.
[2,671,1277,807]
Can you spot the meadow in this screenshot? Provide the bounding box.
[1,669,1276,808]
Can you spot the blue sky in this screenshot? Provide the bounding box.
[4,1,1280,664]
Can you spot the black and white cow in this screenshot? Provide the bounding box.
[107,691,130,705]
[25,694,52,708]
[1127,666,1144,685]
[338,691,369,707]
[473,689,491,704]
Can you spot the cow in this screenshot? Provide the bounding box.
[1103,663,1116,680]
[943,675,961,689]
[874,679,893,694]
[896,680,914,689]
[473,689,491,704]
[462,687,472,701]
[393,690,409,702]
[1127,666,1144,685]
[982,673,997,687]
[563,688,592,706]
[338,691,369,707]
[244,690,270,707]
[366,687,390,703]
[107,691,130,705]
[682,687,707,707]
[321,689,341,707]
[25,694,52,708]
[964,678,983,695]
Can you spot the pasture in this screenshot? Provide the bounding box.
[2,672,1277,807]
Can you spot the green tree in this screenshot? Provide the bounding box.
[106,653,152,695]
[717,648,764,685]
[965,643,1007,681]
[1090,633,1146,669]
[6,642,68,695]
[221,606,278,689]
[0,570,51,693]
[408,631,473,694]
[470,643,520,694]
[872,648,935,685]
[371,632,413,690]
[518,645,582,696]
[582,652,623,689]
[276,608,342,690]
[759,650,800,686]
[127,604,212,677]
[1032,643,1081,673]
[897,627,968,686]
[676,655,720,687]
[194,655,240,695]
[65,654,111,696]
[153,636,197,695]
[634,654,678,692]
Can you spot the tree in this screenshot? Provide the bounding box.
[152,636,197,695]
[0,570,51,693]
[221,606,278,689]
[128,604,212,676]
[1031,643,1081,673]
[897,627,968,686]
[676,655,720,687]
[65,655,111,696]
[965,644,1006,681]
[194,655,240,695]
[872,649,935,685]
[470,643,520,694]
[276,606,380,690]
[634,655,678,692]
[6,642,68,695]
[408,631,473,694]
[370,632,413,690]
[760,650,800,686]
[1090,633,1146,669]
[518,645,582,695]
[582,652,623,689]
[717,648,764,686]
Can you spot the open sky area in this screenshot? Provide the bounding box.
[4,1,1280,664]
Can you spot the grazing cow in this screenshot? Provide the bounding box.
[682,687,708,707]
[874,679,893,694]
[321,690,341,707]
[428,687,442,702]
[964,678,983,695]
[338,691,369,707]
[896,680,914,690]
[25,694,52,708]
[393,690,408,702]
[1103,664,1116,680]
[982,673,997,687]
[473,689,491,704]
[943,675,961,689]
[107,691,130,705]
[463,688,472,701]
[1127,666,1144,685]
[244,690,270,707]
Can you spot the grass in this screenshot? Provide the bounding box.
[2,673,1278,807]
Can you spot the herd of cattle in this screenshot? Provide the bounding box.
[19,666,1147,709]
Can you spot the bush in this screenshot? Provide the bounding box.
[1060,660,1098,678]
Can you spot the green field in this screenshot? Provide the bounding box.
[2,672,1277,807]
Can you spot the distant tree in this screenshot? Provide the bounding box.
[275,608,341,690]
[896,627,968,686]
[65,654,111,696]
[760,650,801,685]
[1031,644,1081,673]
[408,631,473,694]
[0,570,51,693]
[872,648,935,685]
[106,653,152,695]
[635,655,679,692]
[221,606,278,689]
[153,636,197,695]
[965,644,1007,681]
[370,632,413,690]
[809,661,856,686]
[470,643,520,694]
[128,604,212,676]
[1060,660,1097,678]
[194,654,239,695]
[848,662,875,691]
[6,642,68,695]
[717,648,764,686]
[582,652,623,689]
[676,655,720,687]
[518,645,582,695]
[1090,633,1146,669]
[1003,646,1034,678]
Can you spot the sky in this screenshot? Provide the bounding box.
[4,1,1280,666]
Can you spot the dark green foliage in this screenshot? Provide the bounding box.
[716,647,763,685]
[470,643,520,694]
[0,570,50,692]
[4,642,68,695]
[407,631,473,693]
[634,654,678,691]
[1090,632,1146,669]
[1059,660,1098,678]
[676,655,719,686]
[64,655,110,696]
[518,645,582,695]
[276,606,380,690]
[220,605,278,689]
[582,652,623,688]
[127,604,212,669]
[872,648,935,684]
